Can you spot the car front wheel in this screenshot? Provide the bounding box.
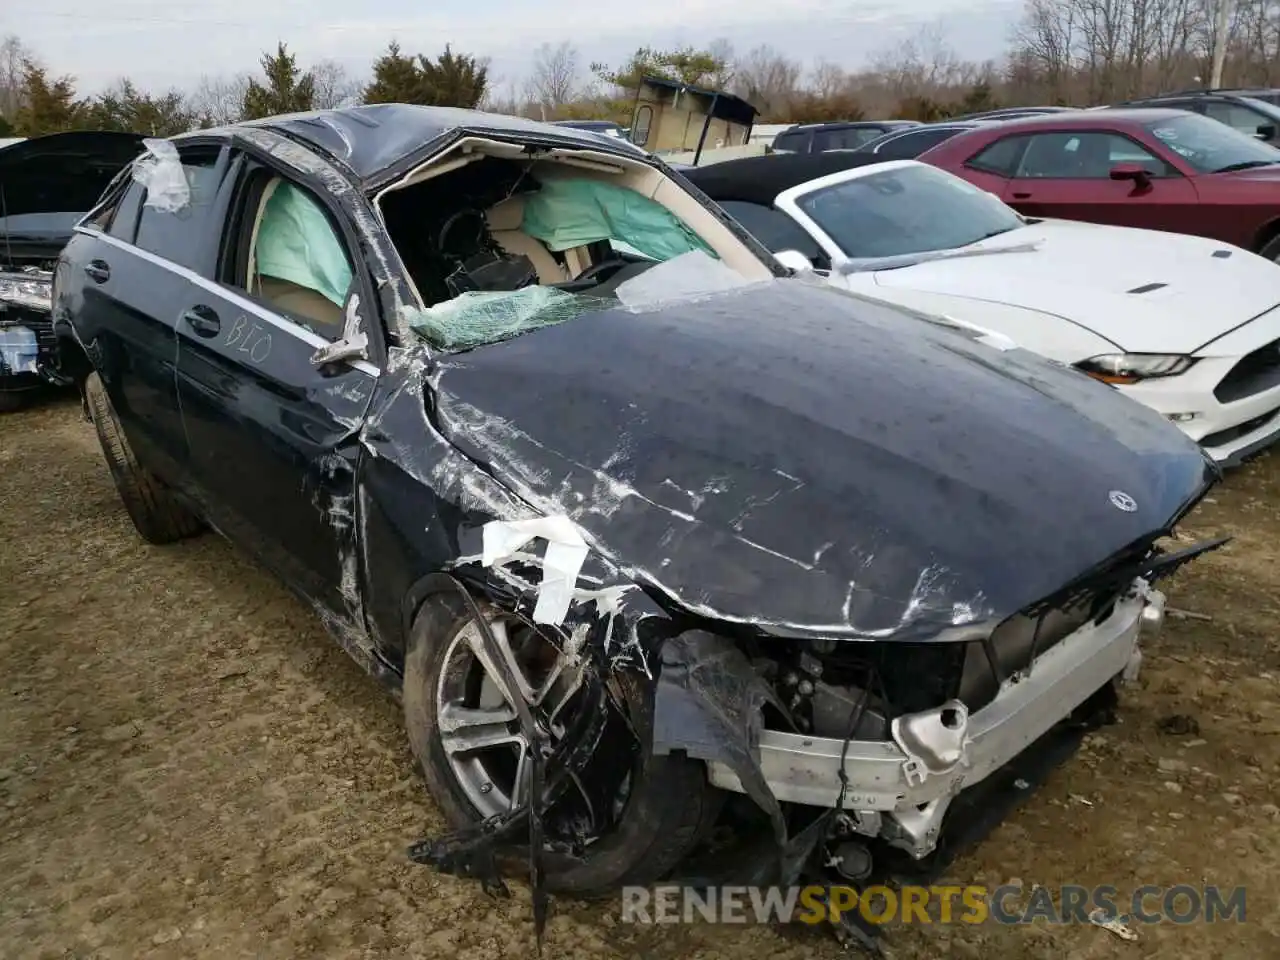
[403,592,720,897]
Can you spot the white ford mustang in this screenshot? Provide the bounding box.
[685,155,1280,465]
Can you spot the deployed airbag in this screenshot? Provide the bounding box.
[256,181,354,307]
[521,177,714,263]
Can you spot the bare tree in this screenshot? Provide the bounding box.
[0,34,34,119]
[731,45,802,118]
[1011,0,1081,100]
[808,61,849,99]
[706,38,737,88]
[872,23,964,97]
[309,59,361,109]
[525,42,580,113]
[186,73,251,126]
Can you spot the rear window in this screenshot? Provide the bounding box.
[875,128,965,159]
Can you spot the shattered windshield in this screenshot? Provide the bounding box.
[795,164,1025,260]
[407,250,761,351]
[1144,113,1280,173]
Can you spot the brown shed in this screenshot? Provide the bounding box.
[627,76,759,162]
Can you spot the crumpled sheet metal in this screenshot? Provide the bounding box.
[132,138,190,212]
[481,516,590,626]
[653,630,833,886]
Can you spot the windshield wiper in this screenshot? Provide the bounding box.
[1211,159,1280,173]
[971,225,1021,242]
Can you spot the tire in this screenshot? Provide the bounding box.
[84,372,203,545]
[1259,235,1280,262]
[0,391,26,413]
[403,592,722,897]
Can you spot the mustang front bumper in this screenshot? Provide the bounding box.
[1120,309,1280,466]
[704,586,1159,859]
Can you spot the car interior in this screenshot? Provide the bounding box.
[372,138,772,313]
[1015,133,1171,178]
[223,167,358,342]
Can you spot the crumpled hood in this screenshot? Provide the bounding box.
[871,218,1280,354]
[432,279,1214,639]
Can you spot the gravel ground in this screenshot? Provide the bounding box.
[1,394,1278,960]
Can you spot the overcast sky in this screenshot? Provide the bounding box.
[9,0,1023,96]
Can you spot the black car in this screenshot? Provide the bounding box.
[771,120,921,154]
[0,131,145,410]
[53,104,1221,938]
[1110,93,1280,144]
[855,121,988,160]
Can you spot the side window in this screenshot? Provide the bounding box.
[719,200,828,267]
[1014,132,1171,178]
[106,184,145,243]
[84,176,130,233]
[631,106,653,147]
[133,150,222,271]
[966,136,1029,175]
[224,170,355,342]
[814,127,878,151]
[1203,102,1269,136]
[771,130,809,153]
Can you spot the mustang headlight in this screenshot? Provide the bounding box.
[0,273,53,314]
[1075,353,1195,385]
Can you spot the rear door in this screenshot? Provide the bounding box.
[63,143,228,484]
[998,129,1200,232]
[173,147,380,614]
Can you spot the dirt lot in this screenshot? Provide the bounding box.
[1,395,1278,960]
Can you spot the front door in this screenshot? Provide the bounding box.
[174,151,379,618]
[1000,129,1201,234]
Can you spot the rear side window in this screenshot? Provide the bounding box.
[813,127,881,152]
[133,150,223,273]
[106,184,145,243]
[772,130,809,153]
[966,136,1030,175]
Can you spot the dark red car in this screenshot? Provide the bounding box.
[917,107,1280,261]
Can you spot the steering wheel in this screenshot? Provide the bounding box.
[573,258,631,285]
[436,208,487,256]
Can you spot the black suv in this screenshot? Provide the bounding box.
[771,120,920,154]
[1112,92,1280,144]
[51,104,1215,934]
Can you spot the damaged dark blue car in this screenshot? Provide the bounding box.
[50,105,1224,950]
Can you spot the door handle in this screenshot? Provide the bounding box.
[181,305,220,338]
[1012,192,1032,199]
[84,260,110,283]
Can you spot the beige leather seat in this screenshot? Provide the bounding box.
[256,275,345,337]
[485,195,569,283]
